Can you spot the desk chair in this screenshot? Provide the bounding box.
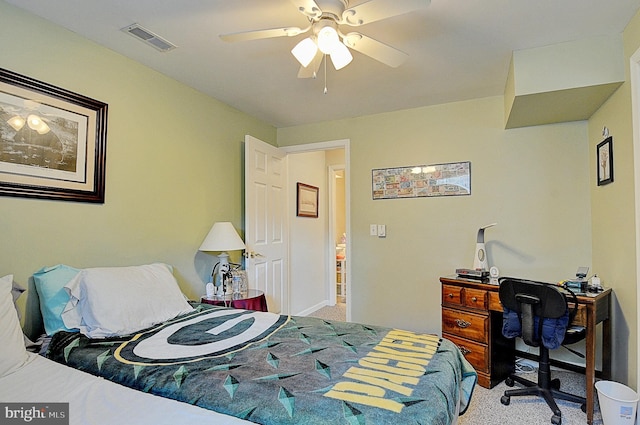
[498,278,586,425]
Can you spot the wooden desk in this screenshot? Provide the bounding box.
[440,277,611,425]
[574,287,612,425]
[201,289,268,312]
[441,277,515,388]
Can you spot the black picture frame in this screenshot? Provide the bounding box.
[296,182,319,218]
[597,136,613,186]
[0,68,108,203]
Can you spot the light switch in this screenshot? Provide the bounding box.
[377,224,386,237]
[370,224,378,236]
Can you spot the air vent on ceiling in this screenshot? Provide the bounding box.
[121,23,176,52]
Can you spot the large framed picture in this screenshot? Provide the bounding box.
[0,68,108,203]
[372,161,471,199]
[597,136,613,186]
[296,182,319,218]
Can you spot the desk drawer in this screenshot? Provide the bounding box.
[442,284,463,307]
[488,291,503,312]
[442,307,488,343]
[464,288,488,311]
[445,333,489,373]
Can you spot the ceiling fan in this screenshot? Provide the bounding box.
[220,0,431,78]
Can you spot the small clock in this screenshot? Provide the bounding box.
[489,266,500,285]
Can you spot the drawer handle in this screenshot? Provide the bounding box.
[471,296,477,302]
[455,319,471,328]
[458,346,471,356]
[448,293,454,298]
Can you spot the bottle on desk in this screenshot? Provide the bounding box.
[587,275,604,294]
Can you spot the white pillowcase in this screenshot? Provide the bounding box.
[62,263,194,338]
[0,274,30,377]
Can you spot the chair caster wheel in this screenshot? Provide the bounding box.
[500,395,510,405]
[551,414,561,425]
[581,403,586,413]
[505,377,514,387]
[551,378,560,390]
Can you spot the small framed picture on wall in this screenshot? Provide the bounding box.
[296,182,319,218]
[597,136,613,186]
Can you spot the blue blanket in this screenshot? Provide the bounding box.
[47,304,476,425]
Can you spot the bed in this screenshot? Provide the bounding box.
[0,274,250,425]
[9,263,477,425]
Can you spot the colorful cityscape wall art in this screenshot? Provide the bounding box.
[372,161,471,200]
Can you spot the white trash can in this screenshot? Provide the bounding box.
[596,381,639,425]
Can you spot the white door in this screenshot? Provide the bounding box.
[244,135,288,314]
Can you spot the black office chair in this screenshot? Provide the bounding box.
[498,278,586,425]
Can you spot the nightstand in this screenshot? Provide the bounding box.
[201,289,268,312]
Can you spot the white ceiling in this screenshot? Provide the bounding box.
[6,0,640,128]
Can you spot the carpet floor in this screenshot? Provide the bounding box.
[307,302,346,322]
[460,369,605,425]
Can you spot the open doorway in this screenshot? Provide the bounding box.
[330,166,347,305]
[282,139,350,322]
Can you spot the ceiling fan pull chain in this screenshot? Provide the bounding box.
[324,54,328,94]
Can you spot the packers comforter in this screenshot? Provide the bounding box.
[47,304,476,425]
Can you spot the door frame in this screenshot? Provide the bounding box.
[630,46,640,391]
[282,139,351,321]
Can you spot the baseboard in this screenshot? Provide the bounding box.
[295,300,329,317]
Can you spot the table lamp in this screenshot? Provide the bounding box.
[473,223,497,271]
[199,222,246,297]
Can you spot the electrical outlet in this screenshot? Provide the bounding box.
[377,224,386,237]
[370,224,378,236]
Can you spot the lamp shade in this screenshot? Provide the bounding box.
[329,42,352,70]
[292,37,318,67]
[199,222,246,252]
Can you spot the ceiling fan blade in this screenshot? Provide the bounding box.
[342,0,430,26]
[290,0,322,20]
[220,26,309,42]
[342,32,408,67]
[297,51,323,78]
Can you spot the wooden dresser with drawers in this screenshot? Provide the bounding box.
[440,276,515,388]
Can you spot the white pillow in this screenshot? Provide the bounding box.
[0,275,30,377]
[62,263,194,338]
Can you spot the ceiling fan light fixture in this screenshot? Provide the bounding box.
[292,37,318,67]
[317,25,339,54]
[330,42,353,70]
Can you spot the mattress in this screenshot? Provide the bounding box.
[0,353,250,425]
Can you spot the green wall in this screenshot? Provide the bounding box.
[587,8,640,388]
[278,97,596,363]
[0,1,276,325]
